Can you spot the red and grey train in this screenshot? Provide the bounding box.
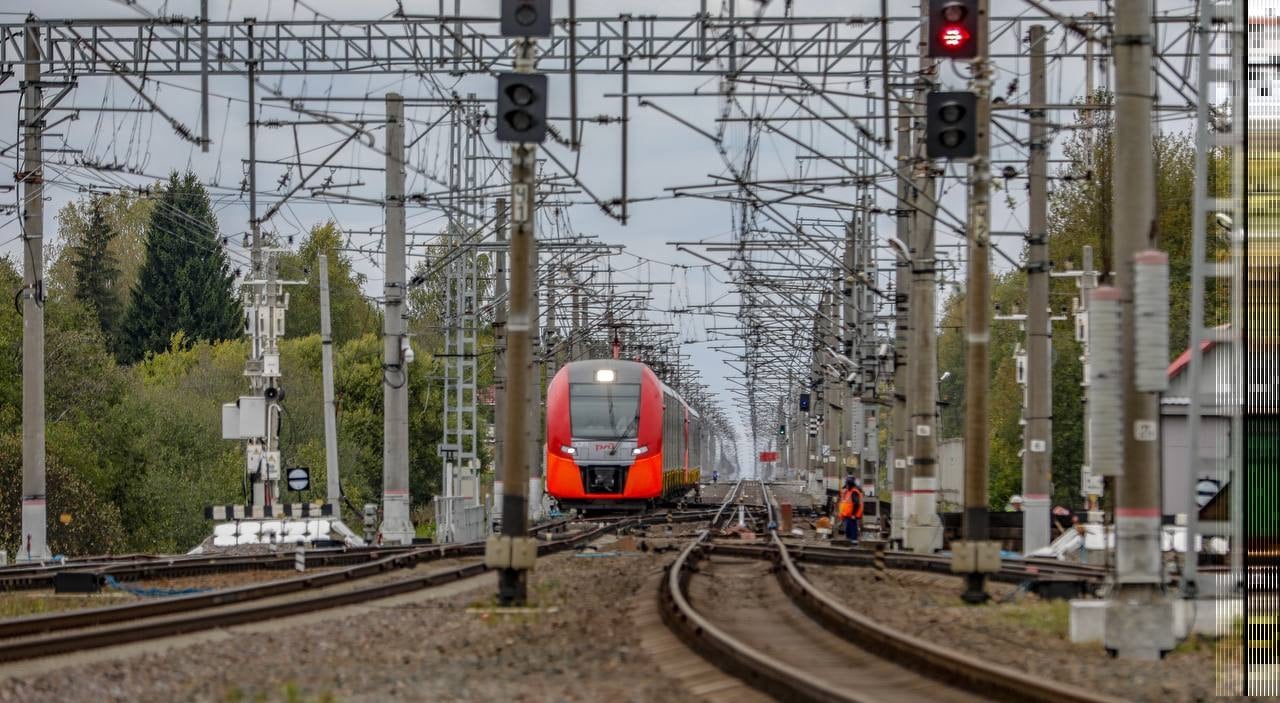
[545,359,702,511]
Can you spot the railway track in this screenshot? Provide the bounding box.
[707,542,1106,587]
[659,482,1125,703]
[0,508,719,663]
[0,510,725,592]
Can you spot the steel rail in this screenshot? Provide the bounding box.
[769,532,1125,703]
[0,519,573,591]
[0,518,627,663]
[704,542,1106,585]
[659,525,866,701]
[0,510,716,641]
[660,483,1121,703]
[0,512,720,591]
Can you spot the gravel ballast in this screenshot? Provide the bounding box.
[0,533,702,703]
[806,563,1241,703]
[0,517,1238,703]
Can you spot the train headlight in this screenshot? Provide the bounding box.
[632,446,648,456]
[560,445,576,455]
[595,368,615,383]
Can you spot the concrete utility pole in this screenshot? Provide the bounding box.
[808,311,821,494]
[1105,0,1173,660]
[892,104,911,547]
[857,192,879,505]
[492,198,508,530]
[546,274,560,386]
[318,255,341,510]
[958,0,997,605]
[570,272,583,361]
[1022,24,1052,555]
[199,0,209,152]
[843,221,860,481]
[906,0,941,554]
[525,201,542,523]
[822,286,839,492]
[826,282,841,490]
[245,23,261,508]
[19,21,48,562]
[379,93,414,545]
[497,37,538,605]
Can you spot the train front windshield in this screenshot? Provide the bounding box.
[569,383,641,439]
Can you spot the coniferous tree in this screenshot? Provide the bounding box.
[71,198,122,348]
[117,172,242,363]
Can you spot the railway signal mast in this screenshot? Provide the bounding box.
[488,0,551,606]
[923,0,1001,602]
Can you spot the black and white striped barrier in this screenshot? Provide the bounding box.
[204,504,335,520]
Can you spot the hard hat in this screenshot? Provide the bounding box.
[1010,495,1024,503]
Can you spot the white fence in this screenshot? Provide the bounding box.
[434,496,487,544]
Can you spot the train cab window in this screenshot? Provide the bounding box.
[569,383,641,439]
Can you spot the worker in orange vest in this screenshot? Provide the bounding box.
[838,475,864,545]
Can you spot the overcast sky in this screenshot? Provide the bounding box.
[2,0,1208,475]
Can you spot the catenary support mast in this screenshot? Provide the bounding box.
[1022,24,1053,554]
[906,0,941,554]
[19,20,48,562]
[379,93,414,545]
[1105,0,1172,660]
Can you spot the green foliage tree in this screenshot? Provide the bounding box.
[0,434,128,557]
[49,190,153,305]
[0,243,474,553]
[116,172,242,363]
[70,198,123,349]
[936,96,1228,510]
[0,258,20,433]
[278,221,381,344]
[334,333,445,509]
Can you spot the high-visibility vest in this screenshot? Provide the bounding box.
[839,488,864,519]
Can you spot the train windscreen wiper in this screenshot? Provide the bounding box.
[608,414,640,456]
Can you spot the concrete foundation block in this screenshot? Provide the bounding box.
[1105,595,1175,660]
[904,524,942,554]
[1173,597,1241,638]
[1069,599,1108,643]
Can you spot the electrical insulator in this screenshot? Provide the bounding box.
[1087,286,1124,477]
[1133,250,1170,392]
[1015,347,1028,385]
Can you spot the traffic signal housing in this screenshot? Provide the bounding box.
[496,72,548,144]
[926,91,977,159]
[928,0,978,59]
[778,424,786,436]
[500,0,552,38]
